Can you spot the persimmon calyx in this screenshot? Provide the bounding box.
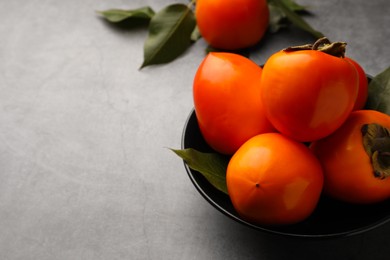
[283,37,346,58]
[361,123,390,179]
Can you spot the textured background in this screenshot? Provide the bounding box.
[0,0,389,259]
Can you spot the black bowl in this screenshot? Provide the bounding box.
[181,109,390,238]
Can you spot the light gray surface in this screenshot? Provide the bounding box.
[0,0,389,259]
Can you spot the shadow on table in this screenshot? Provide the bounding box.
[210,211,390,260]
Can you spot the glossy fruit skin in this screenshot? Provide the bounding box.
[345,57,369,110]
[193,52,274,155]
[195,0,269,50]
[311,110,390,204]
[260,50,359,142]
[227,133,324,226]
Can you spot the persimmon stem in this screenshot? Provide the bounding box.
[362,123,390,179]
[312,37,331,49]
[283,37,347,58]
[284,44,313,52]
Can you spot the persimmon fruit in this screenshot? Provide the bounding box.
[195,0,269,50]
[226,133,324,226]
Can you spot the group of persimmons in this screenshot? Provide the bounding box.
[193,39,390,226]
[191,0,390,226]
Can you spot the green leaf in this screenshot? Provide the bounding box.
[97,6,155,23]
[171,148,229,195]
[366,67,390,115]
[140,4,196,68]
[268,3,289,33]
[268,0,324,38]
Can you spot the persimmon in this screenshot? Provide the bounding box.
[195,0,269,50]
[226,133,324,226]
[193,52,274,155]
[311,110,390,204]
[260,38,359,142]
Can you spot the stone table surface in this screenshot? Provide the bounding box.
[1,0,389,259]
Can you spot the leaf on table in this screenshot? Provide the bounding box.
[171,148,229,195]
[140,4,196,68]
[268,3,289,33]
[268,0,324,38]
[97,6,155,23]
[365,66,390,115]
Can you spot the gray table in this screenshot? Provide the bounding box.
[1,0,389,259]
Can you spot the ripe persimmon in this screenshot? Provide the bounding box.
[260,38,359,142]
[226,133,324,226]
[311,110,390,204]
[193,52,274,155]
[195,0,269,50]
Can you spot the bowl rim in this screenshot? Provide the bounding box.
[181,107,390,239]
